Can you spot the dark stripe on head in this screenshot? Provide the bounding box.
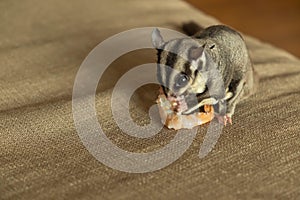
[184,61,192,77]
[191,69,199,86]
[156,48,163,85]
[164,39,184,92]
[162,86,168,96]
[164,52,177,93]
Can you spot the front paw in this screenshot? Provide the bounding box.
[214,114,232,126]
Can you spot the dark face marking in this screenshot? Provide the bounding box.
[156,49,163,85]
[184,61,192,78]
[164,40,184,91]
[165,51,178,90]
[174,73,189,90]
[156,39,185,96]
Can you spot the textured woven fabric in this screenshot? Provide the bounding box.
[1,0,300,199]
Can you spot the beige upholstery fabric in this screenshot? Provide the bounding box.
[1,0,300,199]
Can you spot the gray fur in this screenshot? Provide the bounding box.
[152,25,258,123]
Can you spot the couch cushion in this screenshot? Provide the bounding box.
[1,0,299,199]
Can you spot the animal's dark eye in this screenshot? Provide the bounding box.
[175,74,189,89]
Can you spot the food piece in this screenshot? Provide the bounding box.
[156,89,214,130]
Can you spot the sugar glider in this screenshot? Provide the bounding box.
[152,24,258,125]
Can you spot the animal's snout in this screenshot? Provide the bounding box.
[167,92,177,102]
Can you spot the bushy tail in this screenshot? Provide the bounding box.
[182,21,204,36]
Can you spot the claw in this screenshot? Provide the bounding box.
[215,114,232,126]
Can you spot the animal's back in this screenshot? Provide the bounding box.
[194,25,253,88]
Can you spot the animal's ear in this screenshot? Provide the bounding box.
[151,28,164,49]
[189,47,205,60]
